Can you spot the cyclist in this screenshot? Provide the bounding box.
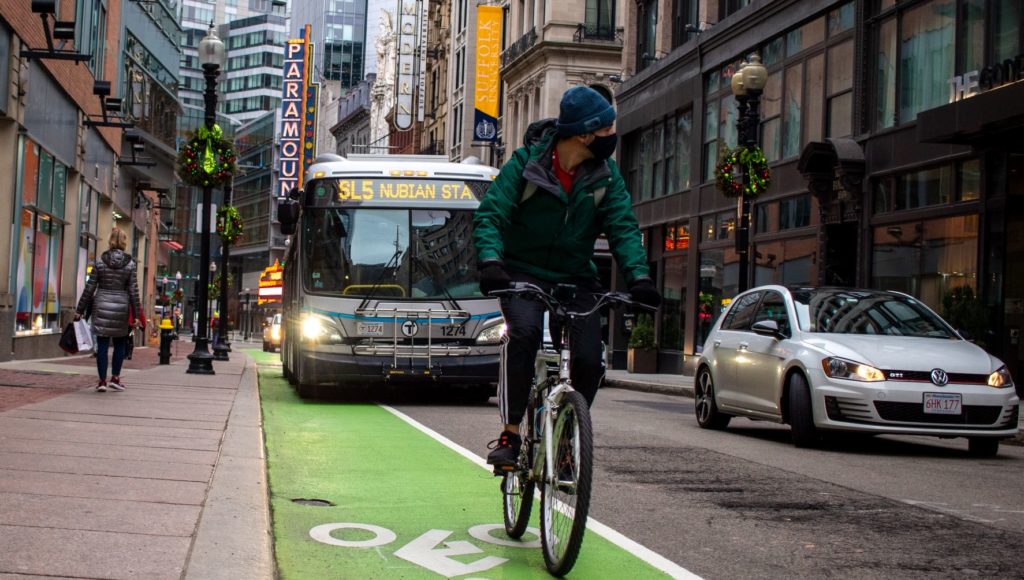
[473,86,661,468]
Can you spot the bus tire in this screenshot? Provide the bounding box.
[295,356,317,399]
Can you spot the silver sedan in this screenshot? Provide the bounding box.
[695,286,1020,456]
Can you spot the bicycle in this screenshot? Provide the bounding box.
[490,282,654,576]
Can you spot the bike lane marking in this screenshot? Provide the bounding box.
[254,361,701,579]
[382,405,702,580]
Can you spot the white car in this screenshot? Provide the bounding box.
[696,286,1020,456]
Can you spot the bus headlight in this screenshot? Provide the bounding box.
[302,314,343,343]
[476,320,506,345]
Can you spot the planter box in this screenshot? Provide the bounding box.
[627,347,658,374]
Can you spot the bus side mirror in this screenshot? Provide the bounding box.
[278,198,300,236]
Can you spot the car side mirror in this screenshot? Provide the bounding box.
[752,319,782,339]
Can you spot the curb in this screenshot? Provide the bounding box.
[604,378,694,398]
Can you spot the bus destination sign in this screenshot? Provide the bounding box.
[311,179,485,205]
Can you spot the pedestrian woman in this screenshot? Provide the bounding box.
[75,227,143,392]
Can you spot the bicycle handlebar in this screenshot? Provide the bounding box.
[489,282,657,319]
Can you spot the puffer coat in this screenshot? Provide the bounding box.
[76,250,142,338]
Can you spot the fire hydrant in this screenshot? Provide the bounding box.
[159,318,175,364]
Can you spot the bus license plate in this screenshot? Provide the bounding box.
[923,393,962,415]
[357,322,385,336]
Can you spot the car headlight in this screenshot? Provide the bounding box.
[988,366,1013,388]
[476,321,507,345]
[301,314,343,343]
[270,326,281,340]
[821,357,885,382]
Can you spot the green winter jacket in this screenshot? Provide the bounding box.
[473,120,650,285]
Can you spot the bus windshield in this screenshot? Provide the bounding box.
[303,207,481,299]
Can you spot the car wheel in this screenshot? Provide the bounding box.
[788,373,819,448]
[967,437,1000,458]
[695,367,731,430]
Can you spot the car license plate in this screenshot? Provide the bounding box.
[923,392,962,415]
[357,322,384,336]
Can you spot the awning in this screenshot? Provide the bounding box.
[918,80,1024,145]
[161,240,184,251]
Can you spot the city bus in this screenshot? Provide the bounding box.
[276,153,502,399]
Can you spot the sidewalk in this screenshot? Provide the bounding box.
[604,369,694,397]
[0,345,273,579]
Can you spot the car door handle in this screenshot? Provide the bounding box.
[738,342,749,350]
[714,340,721,347]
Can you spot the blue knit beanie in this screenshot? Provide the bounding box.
[556,86,615,137]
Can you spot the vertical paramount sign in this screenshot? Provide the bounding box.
[473,5,501,142]
[394,0,420,130]
[278,25,320,197]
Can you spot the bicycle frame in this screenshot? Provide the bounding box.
[530,318,576,486]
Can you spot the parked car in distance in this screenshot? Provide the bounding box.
[264,313,282,352]
[695,286,1020,457]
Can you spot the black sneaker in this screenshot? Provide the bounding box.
[486,431,521,467]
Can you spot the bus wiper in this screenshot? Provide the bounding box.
[411,254,462,311]
[356,248,405,311]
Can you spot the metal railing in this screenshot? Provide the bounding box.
[501,28,537,68]
[573,24,623,44]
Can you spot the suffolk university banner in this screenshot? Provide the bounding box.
[473,5,501,142]
[278,25,320,197]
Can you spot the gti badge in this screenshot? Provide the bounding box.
[930,368,949,386]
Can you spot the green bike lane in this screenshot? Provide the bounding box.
[247,349,695,579]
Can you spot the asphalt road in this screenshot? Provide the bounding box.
[391,387,1024,580]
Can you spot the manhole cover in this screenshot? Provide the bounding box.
[292,498,334,507]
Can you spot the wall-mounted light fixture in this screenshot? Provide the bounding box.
[20,1,91,63]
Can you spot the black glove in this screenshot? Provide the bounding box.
[628,278,661,308]
[479,262,512,296]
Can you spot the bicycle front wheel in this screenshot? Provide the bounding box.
[540,390,593,576]
[503,398,535,538]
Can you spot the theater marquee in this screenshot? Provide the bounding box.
[278,25,320,197]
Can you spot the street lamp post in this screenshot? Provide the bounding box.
[212,180,232,361]
[187,23,225,375]
[175,271,183,334]
[730,53,768,293]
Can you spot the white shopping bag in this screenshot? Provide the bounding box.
[74,319,93,352]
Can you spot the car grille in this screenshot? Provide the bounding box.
[884,370,989,385]
[873,401,1004,425]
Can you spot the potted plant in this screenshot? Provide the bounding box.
[627,313,658,374]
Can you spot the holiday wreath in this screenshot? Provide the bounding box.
[714,146,771,199]
[217,205,244,245]
[177,124,236,188]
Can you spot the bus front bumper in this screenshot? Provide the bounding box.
[297,351,500,385]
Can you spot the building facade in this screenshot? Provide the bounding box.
[222,13,288,123]
[612,0,1024,379]
[331,75,374,156]
[0,0,180,360]
[291,0,367,91]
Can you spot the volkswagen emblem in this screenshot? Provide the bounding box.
[930,368,949,386]
[401,320,419,337]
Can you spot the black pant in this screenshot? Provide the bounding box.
[95,335,128,381]
[498,274,605,425]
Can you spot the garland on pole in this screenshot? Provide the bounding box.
[217,205,244,245]
[714,145,771,199]
[177,124,236,188]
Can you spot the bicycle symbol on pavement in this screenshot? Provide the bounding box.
[309,522,541,576]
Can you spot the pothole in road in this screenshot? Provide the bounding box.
[292,498,335,507]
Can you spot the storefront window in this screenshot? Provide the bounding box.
[697,248,739,352]
[874,160,981,213]
[872,215,978,311]
[779,195,812,230]
[661,255,686,350]
[994,0,1021,61]
[14,138,66,335]
[958,159,981,201]
[754,237,818,286]
[960,0,986,73]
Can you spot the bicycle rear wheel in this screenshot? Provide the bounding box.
[503,397,535,538]
[540,390,593,576]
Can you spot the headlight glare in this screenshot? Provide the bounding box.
[822,357,885,382]
[476,321,507,344]
[988,366,1013,388]
[271,326,281,340]
[302,316,324,340]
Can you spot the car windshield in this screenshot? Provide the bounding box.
[272,314,281,325]
[790,289,956,338]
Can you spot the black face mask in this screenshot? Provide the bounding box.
[587,133,618,160]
